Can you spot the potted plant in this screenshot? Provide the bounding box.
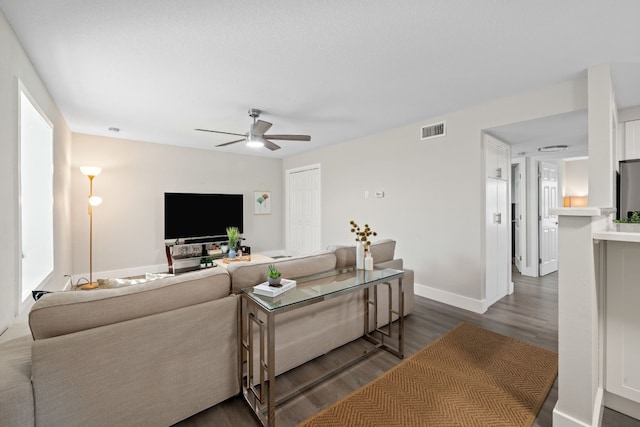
[199,257,206,268]
[226,226,240,259]
[206,257,213,267]
[267,264,282,287]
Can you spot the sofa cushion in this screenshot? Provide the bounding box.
[227,251,337,293]
[330,239,396,268]
[29,267,231,340]
[0,335,34,426]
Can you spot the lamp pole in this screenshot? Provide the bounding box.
[88,174,95,285]
[80,166,102,288]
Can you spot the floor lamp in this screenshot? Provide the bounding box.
[80,166,102,290]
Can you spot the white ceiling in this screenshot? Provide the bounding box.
[488,110,589,159]
[1,0,639,158]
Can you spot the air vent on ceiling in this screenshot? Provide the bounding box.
[421,121,446,140]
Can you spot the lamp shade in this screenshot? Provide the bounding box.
[563,196,588,207]
[80,166,102,177]
[89,196,103,206]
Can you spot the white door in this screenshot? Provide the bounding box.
[513,163,522,273]
[539,161,558,276]
[286,164,321,256]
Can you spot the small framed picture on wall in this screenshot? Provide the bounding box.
[254,191,271,215]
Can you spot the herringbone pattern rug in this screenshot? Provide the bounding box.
[297,323,557,427]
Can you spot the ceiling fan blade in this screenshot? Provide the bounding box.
[195,128,246,137]
[264,140,281,151]
[263,134,311,141]
[215,138,246,147]
[251,120,272,137]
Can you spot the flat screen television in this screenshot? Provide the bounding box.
[164,192,243,241]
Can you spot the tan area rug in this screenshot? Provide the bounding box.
[298,323,557,427]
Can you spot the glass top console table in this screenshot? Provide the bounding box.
[239,267,405,427]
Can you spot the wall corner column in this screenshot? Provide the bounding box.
[551,208,610,427]
[587,64,615,208]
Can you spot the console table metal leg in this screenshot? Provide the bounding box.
[398,276,404,358]
[363,278,404,358]
[240,296,275,427]
[266,311,275,427]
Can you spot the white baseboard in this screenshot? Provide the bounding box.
[605,390,640,421]
[413,282,487,314]
[552,404,593,427]
[552,387,604,427]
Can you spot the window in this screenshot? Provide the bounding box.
[20,84,54,302]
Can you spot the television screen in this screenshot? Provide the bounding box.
[164,192,243,240]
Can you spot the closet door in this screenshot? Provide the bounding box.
[286,164,321,256]
[485,136,510,305]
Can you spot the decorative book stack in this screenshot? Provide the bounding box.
[253,279,297,297]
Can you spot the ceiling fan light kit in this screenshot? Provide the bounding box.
[537,145,569,152]
[196,108,311,151]
[246,134,264,148]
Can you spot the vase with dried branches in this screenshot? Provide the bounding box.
[349,220,377,269]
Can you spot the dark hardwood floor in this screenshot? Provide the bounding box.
[175,268,640,427]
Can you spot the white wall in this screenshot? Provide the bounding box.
[284,78,587,310]
[0,10,72,333]
[71,134,283,280]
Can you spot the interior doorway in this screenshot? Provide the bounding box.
[489,111,588,279]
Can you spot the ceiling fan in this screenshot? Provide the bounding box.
[195,108,311,151]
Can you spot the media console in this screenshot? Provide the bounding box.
[164,238,248,274]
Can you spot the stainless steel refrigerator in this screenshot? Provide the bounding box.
[618,159,640,219]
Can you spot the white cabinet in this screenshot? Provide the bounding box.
[486,137,509,179]
[486,178,508,302]
[484,135,510,307]
[624,120,640,160]
[606,241,640,405]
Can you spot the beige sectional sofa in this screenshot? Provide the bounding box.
[0,239,413,427]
